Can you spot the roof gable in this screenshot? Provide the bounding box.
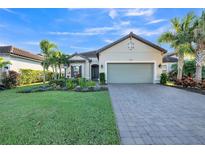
[97,32,167,56]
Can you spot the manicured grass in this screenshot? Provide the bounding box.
[0,86,120,144]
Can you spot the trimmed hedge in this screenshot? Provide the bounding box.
[100,72,105,84]
[19,69,53,85]
[160,73,168,85]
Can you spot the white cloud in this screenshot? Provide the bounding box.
[2,8,17,14]
[48,26,116,36]
[122,26,167,36]
[70,45,94,50]
[104,39,114,43]
[146,19,167,24]
[85,26,115,34]
[119,21,130,26]
[109,9,118,19]
[48,31,95,36]
[124,9,156,17]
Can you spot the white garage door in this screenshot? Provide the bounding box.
[107,63,154,83]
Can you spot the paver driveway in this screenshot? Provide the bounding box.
[108,84,205,145]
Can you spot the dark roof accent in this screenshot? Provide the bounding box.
[79,50,97,58]
[97,32,167,56]
[69,60,87,63]
[163,55,178,63]
[0,45,43,61]
[69,53,92,62]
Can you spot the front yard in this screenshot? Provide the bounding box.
[0,86,120,144]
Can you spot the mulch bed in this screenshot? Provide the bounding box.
[164,84,205,95]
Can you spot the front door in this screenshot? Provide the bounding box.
[91,65,99,80]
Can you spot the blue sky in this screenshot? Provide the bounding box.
[0,8,203,54]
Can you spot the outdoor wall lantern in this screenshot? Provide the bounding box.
[101,64,103,69]
[158,64,162,68]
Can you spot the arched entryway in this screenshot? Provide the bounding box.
[91,64,99,81]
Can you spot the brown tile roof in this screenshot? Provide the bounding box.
[0,45,43,61]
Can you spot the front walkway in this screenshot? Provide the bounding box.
[108,84,205,145]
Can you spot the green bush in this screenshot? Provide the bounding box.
[160,73,168,85]
[66,79,76,90]
[19,69,53,85]
[2,71,20,89]
[171,60,205,79]
[78,78,86,88]
[66,78,96,89]
[100,73,105,84]
[49,79,65,88]
[86,80,96,87]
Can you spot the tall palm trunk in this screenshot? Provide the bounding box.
[52,66,55,79]
[195,50,205,82]
[177,53,184,80]
[59,65,61,78]
[55,66,58,79]
[195,64,202,82]
[43,62,46,86]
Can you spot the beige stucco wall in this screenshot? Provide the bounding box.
[0,54,43,72]
[68,55,91,79]
[68,55,99,79]
[8,55,43,72]
[162,62,176,73]
[98,38,164,83]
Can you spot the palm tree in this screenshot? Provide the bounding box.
[0,57,11,69]
[48,50,61,79]
[40,40,57,85]
[192,11,205,82]
[60,54,70,78]
[158,12,195,80]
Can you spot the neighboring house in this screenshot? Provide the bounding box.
[0,46,43,79]
[68,32,167,83]
[162,52,178,73]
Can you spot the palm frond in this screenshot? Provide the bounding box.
[171,17,181,32]
[158,32,175,44]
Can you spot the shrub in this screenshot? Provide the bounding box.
[66,79,76,90]
[171,60,205,79]
[19,69,53,85]
[99,72,105,84]
[78,78,86,88]
[168,70,177,82]
[175,76,196,88]
[49,79,65,88]
[2,71,20,89]
[201,80,205,89]
[160,73,168,85]
[86,80,96,87]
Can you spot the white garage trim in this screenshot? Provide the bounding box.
[105,61,157,83]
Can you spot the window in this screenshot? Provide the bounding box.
[71,65,82,78]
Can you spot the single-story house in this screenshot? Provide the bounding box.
[68,32,170,84]
[0,46,43,80]
[162,52,178,73]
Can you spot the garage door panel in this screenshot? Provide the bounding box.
[107,63,153,83]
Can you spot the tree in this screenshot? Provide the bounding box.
[158,12,195,80]
[192,11,205,82]
[0,57,11,69]
[48,50,61,79]
[39,40,57,85]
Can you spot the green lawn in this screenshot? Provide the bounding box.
[0,86,120,144]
